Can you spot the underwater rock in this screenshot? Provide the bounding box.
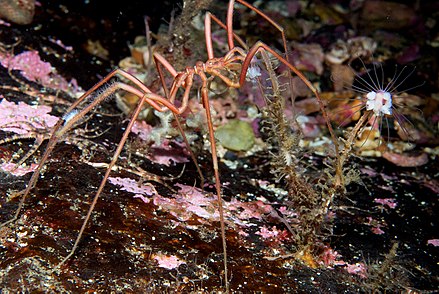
[0,0,35,25]
[382,151,428,167]
[359,1,418,31]
[215,119,255,152]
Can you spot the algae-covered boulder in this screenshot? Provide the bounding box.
[215,119,255,152]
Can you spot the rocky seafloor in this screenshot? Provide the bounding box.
[0,0,438,292]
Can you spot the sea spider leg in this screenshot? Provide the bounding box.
[227,0,289,53]
[205,12,247,58]
[228,0,298,106]
[150,6,252,287]
[240,42,337,144]
[0,69,180,256]
[55,85,180,269]
[0,121,50,167]
[239,42,341,187]
[143,4,266,289]
[152,53,206,188]
[0,70,143,221]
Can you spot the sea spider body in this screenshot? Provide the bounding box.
[0,1,336,292]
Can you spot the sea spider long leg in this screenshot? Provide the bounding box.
[1,1,338,292]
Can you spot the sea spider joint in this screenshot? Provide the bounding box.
[246,64,262,81]
[62,109,80,124]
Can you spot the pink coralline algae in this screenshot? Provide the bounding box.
[131,121,190,166]
[0,99,58,176]
[256,225,288,240]
[3,51,52,82]
[131,121,153,141]
[318,247,371,279]
[374,198,397,209]
[146,140,190,166]
[108,179,220,222]
[318,248,369,278]
[108,177,159,201]
[346,262,368,279]
[319,247,346,268]
[366,216,386,235]
[107,176,298,251]
[0,51,79,93]
[152,253,186,270]
[255,225,290,247]
[108,177,295,234]
[371,226,385,235]
[0,161,37,176]
[228,199,274,221]
[153,183,219,222]
[0,98,58,135]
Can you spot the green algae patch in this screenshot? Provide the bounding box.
[215,119,255,151]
